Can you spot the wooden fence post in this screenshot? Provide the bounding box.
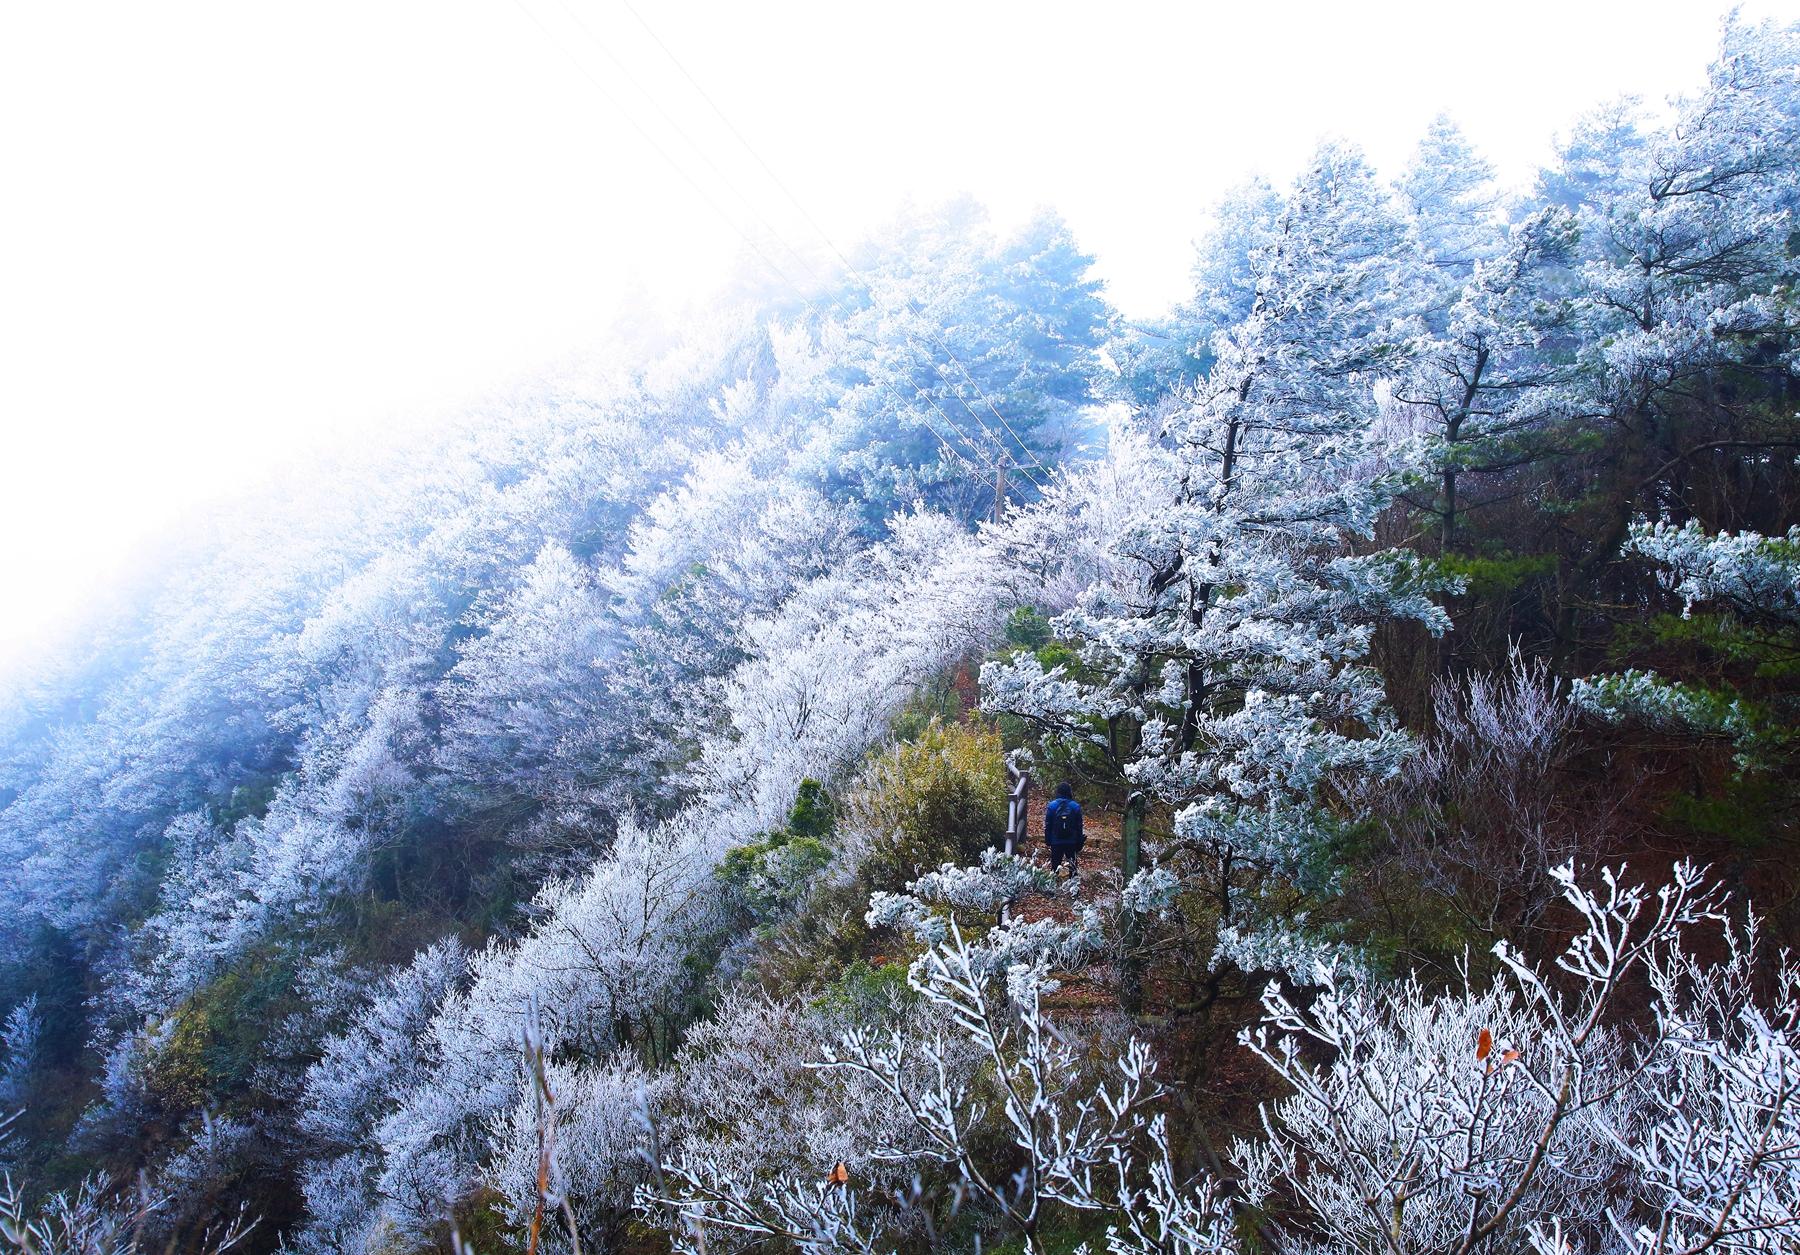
[1121,790,1146,1014]
[1004,766,1031,856]
[1002,766,1031,923]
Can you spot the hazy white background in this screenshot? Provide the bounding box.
[3,0,1795,677]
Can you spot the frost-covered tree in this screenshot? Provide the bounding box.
[1108,178,1282,406]
[483,1049,659,1253]
[305,808,731,1244]
[696,509,1027,825]
[1397,115,1504,293]
[986,144,1447,919]
[0,998,39,1115]
[1574,520,1800,792]
[1543,18,1800,657]
[438,543,609,791]
[819,202,1109,521]
[658,996,921,1198]
[1396,207,1584,550]
[595,457,864,803]
[288,938,466,1255]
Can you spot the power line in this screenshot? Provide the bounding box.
[609,0,1056,492]
[509,0,1035,498]
[588,1,1047,492]
[506,0,809,300]
[546,0,833,296]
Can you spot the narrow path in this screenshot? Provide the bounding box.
[1010,802,1127,1011]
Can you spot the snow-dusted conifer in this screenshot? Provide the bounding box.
[986,143,1448,907]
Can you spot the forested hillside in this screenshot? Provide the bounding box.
[3,18,1799,1254]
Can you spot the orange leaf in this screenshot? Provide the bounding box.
[828,1161,850,1186]
[1501,1049,1521,1065]
[1477,1028,1493,1061]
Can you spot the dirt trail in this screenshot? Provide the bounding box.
[1012,804,1124,914]
[1009,800,1128,1011]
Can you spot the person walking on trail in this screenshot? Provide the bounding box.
[1044,781,1085,879]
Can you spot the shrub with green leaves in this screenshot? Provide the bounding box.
[718,779,838,924]
[848,719,1008,886]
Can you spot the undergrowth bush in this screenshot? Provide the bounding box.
[848,719,1007,886]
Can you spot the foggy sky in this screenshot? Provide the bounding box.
[2,0,1792,678]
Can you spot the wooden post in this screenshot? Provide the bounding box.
[1121,791,1144,882]
[1121,791,1146,1014]
[1004,765,1031,857]
[1001,765,1031,923]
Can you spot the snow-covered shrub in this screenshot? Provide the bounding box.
[641,925,1193,1255]
[649,863,1800,1255]
[1369,650,1615,944]
[483,1053,662,1252]
[1237,862,1799,1255]
[662,996,930,1203]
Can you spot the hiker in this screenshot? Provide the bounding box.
[1044,781,1085,878]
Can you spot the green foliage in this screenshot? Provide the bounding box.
[719,834,832,924]
[1588,528,1800,852]
[141,1012,213,1121]
[445,1187,525,1255]
[740,730,1008,1000]
[135,948,300,1128]
[850,719,1008,885]
[1004,605,1053,650]
[718,779,839,925]
[209,774,282,829]
[785,777,836,842]
[985,1210,1114,1255]
[811,958,916,1020]
[889,665,981,743]
[1662,774,1782,848]
[1621,610,1800,682]
[1580,669,1795,774]
[736,876,877,999]
[1429,550,1557,599]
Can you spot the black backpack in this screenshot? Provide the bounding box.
[1046,798,1084,847]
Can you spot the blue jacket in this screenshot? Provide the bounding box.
[1044,797,1084,848]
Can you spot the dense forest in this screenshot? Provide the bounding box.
[3,17,1800,1254]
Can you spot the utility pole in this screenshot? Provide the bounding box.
[993,452,1009,523]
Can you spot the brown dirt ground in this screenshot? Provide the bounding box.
[1009,803,1127,1012]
